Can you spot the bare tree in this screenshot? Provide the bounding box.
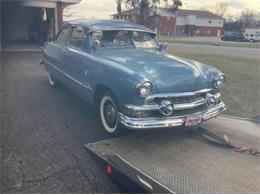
[116,0,182,25]
[214,2,228,18]
[116,0,123,13]
[239,9,258,29]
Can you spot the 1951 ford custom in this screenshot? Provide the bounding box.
[41,20,226,135]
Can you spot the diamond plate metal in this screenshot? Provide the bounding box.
[86,117,260,193]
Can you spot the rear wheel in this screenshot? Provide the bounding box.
[48,74,59,87]
[99,92,122,135]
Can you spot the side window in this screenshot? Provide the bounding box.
[56,27,70,45]
[69,26,87,50]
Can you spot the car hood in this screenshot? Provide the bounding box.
[95,48,213,93]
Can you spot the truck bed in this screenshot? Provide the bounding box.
[86,116,260,193]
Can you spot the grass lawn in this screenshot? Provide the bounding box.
[168,51,260,119]
[159,37,260,49]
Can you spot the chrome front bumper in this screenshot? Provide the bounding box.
[119,102,226,129]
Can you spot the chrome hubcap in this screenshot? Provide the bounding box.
[104,102,116,128]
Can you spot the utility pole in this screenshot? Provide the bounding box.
[154,0,158,33]
[173,10,178,37]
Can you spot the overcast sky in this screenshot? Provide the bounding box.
[64,0,260,21]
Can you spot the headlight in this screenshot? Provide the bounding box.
[214,74,225,89]
[137,81,153,98]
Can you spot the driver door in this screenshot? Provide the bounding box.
[62,26,92,100]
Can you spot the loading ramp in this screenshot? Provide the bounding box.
[86,116,260,193]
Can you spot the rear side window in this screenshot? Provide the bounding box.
[56,27,70,45]
[69,26,87,50]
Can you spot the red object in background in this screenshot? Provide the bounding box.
[106,165,112,175]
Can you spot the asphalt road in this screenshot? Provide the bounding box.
[167,43,260,59]
[1,52,123,193]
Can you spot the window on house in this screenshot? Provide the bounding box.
[69,26,87,50]
[56,27,70,45]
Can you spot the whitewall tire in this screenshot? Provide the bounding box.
[99,93,121,135]
[48,75,55,86]
[48,74,59,87]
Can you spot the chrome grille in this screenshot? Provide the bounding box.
[170,95,204,104]
[147,94,206,106]
[146,93,208,112]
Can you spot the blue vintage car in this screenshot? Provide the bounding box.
[41,20,226,135]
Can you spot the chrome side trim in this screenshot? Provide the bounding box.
[125,104,160,112]
[119,102,226,129]
[145,88,212,104]
[174,98,206,110]
[43,59,92,90]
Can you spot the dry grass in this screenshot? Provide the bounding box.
[168,51,260,119]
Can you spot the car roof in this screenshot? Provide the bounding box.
[66,19,156,34]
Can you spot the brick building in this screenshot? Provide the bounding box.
[1,0,81,50]
[112,6,224,36]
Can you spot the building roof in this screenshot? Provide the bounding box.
[58,0,81,4]
[163,8,223,19]
[67,19,155,33]
[112,8,139,16]
[113,6,223,20]
[20,0,81,8]
[50,0,81,4]
[21,0,81,4]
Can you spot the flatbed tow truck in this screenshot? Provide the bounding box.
[86,116,260,193]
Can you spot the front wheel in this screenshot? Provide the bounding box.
[99,92,122,135]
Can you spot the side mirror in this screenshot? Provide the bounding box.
[159,43,168,51]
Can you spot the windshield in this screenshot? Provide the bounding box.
[92,30,159,49]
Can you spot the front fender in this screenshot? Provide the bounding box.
[89,58,147,111]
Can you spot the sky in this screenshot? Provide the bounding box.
[64,0,260,21]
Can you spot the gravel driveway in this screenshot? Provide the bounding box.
[0,52,122,193]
